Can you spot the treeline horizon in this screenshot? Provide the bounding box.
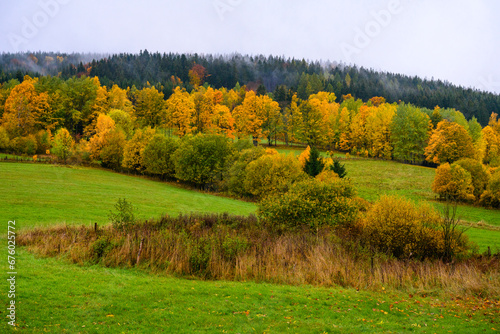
[0,51,499,126]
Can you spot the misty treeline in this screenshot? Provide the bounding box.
[1,51,499,126]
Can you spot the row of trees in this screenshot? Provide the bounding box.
[1,51,499,126]
[2,75,500,167]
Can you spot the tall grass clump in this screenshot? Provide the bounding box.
[18,211,500,298]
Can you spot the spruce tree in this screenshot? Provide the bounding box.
[304,146,324,177]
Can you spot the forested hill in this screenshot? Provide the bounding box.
[1,51,499,125]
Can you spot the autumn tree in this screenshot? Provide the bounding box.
[1,76,51,138]
[88,113,125,168]
[122,127,156,172]
[188,63,207,87]
[482,125,499,165]
[165,87,195,136]
[108,85,134,114]
[243,151,306,199]
[132,85,166,128]
[172,134,235,188]
[391,103,431,164]
[52,128,74,163]
[454,158,490,200]
[425,120,475,165]
[337,107,351,151]
[431,163,475,202]
[348,105,372,155]
[142,133,179,179]
[479,171,500,208]
[85,85,109,136]
[191,87,234,137]
[58,76,100,135]
[108,109,135,139]
[283,94,303,144]
[99,129,126,170]
[365,103,396,159]
[0,126,9,151]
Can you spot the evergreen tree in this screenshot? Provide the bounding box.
[304,146,324,177]
[330,160,347,179]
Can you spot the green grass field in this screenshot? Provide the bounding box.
[0,163,256,229]
[2,247,498,333]
[1,160,499,333]
[1,159,499,250]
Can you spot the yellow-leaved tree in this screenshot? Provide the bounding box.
[88,114,126,169]
[165,87,195,136]
[52,127,74,163]
[365,103,396,159]
[2,76,51,137]
[283,93,303,144]
[122,127,156,172]
[132,85,166,128]
[425,120,475,164]
[482,125,499,165]
[431,163,475,201]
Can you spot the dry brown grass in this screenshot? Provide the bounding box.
[18,214,500,298]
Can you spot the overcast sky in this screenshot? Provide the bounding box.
[1,0,499,94]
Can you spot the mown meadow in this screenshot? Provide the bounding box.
[1,248,498,333]
[2,155,500,333]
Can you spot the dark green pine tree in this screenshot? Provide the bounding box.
[304,146,325,177]
[256,84,267,96]
[330,160,347,179]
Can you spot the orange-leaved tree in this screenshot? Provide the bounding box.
[425,120,475,164]
[2,76,51,138]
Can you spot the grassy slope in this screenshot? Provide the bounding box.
[0,163,256,229]
[2,248,498,333]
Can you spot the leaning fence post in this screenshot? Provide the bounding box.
[136,237,145,266]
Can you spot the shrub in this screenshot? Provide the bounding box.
[92,237,114,260]
[226,146,266,196]
[315,169,339,182]
[362,196,469,260]
[258,178,358,232]
[35,129,52,154]
[244,152,306,199]
[10,135,38,155]
[479,171,500,208]
[454,158,490,199]
[142,133,179,179]
[0,126,10,151]
[173,134,236,188]
[108,198,136,231]
[432,163,475,202]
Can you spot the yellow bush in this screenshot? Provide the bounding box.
[431,163,475,202]
[362,196,465,259]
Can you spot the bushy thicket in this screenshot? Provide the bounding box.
[258,177,358,232]
[431,158,500,208]
[18,211,498,297]
[361,196,470,260]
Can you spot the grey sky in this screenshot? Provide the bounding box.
[1,0,499,94]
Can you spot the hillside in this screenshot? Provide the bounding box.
[1,51,499,125]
